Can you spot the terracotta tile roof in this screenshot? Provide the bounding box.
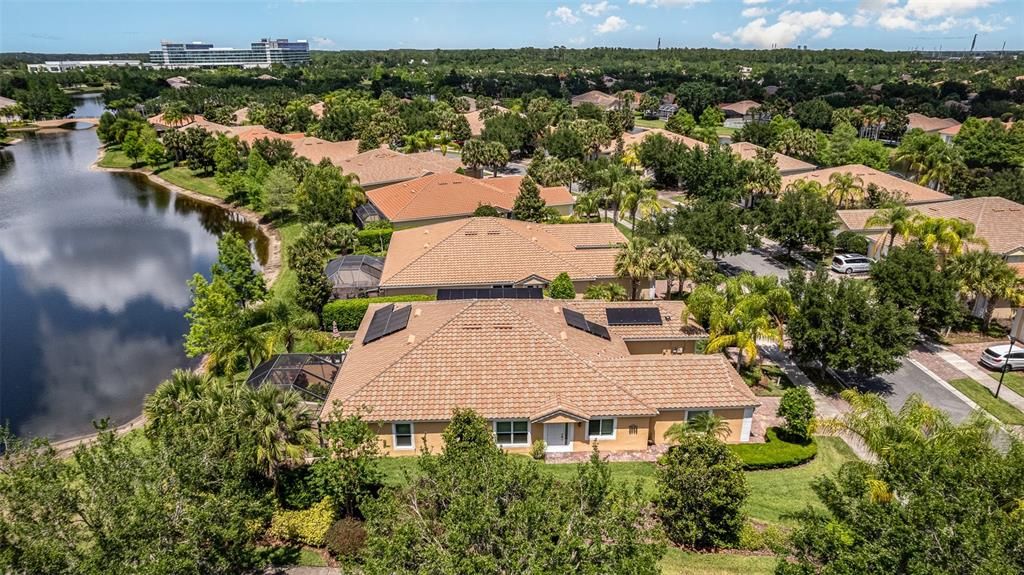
[231,106,249,125]
[563,300,707,341]
[781,164,951,204]
[323,299,755,422]
[572,90,619,109]
[463,105,509,136]
[367,173,572,225]
[906,113,960,133]
[729,142,816,174]
[339,148,462,187]
[602,127,707,154]
[838,197,1024,265]
[147,113,205,129]
[380,217,625,289]
[295,138,363,164]
[718,100,761,115]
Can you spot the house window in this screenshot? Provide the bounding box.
[587,418,616,439]
[685,410,711,422]
[392,422,414,450]
[495,420,529,446]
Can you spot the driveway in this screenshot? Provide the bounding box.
[718,247,793,279]
[840,358,975,423]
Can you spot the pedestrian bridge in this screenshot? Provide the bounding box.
[33,117,99,129]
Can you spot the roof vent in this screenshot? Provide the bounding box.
[407,334,416,344]
[560,330,568,340]
[423,242,430,249]
[414,308,422,317]
[531,236,537,242]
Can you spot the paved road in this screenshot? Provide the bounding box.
[718,247,792,279]
[840,359,975,423]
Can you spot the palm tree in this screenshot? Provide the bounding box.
[703,274,794,366]
[743,148,782,207]
[619,177,660,227]
[144,369,210,437]
[663,413,731,442]
[909,214,986,263]
[947,250,1024,329]
[656,235,701,299]
[917,145,961,192]
[260,300,319,353]
[865,204,917,256]
[573,191,601,221]
[826,171,865,209]
[621,143,642,173]
[402,129,435,153]
[596,163,630,225]
[584,282,628,301]
[615,237,657,300]
[245,384,316,483]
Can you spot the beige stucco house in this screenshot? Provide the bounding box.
[321,299,752,457]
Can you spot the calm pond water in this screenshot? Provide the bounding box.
[0,96,268,440]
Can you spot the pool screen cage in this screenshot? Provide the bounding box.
[245,353,346,403]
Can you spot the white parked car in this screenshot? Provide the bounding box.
[979,344,1024,371]
[830,253,874,275]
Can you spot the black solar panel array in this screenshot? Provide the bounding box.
[362,304,414,344]
[605,307,663,326]
[561,308,611,340]
[436,287,544,300]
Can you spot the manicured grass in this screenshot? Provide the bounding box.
[990,371,1024,399]
[156,166,227,200]
[729,428,817,471]
[97,147,136,169]
[635,118,667,129]
[269,221,304,301]
[660,548,776,575]
[742,437,854,526]
[377,435,856,527]
[716,126,738,137]
[253,545,328,567]
[948,378,1024,425]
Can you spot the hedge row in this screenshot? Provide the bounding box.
[322,295,435,331]
[728,428,818,471]
[356,228,393,252]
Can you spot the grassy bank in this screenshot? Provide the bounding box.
[156,166,227,200]
[989,371,1024,398]
[948,378,1024,425]
[661,548,776,575]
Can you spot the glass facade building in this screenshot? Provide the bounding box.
[148,38,309,69]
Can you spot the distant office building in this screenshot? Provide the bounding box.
[27,60,141,73]
[147,38,309,69]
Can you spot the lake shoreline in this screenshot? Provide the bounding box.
[89,146,284,288]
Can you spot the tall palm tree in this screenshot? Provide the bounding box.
[703,273,794,366]
[656,235,701,299]
[946,250,1024,329]
[865,203,917,256]
[619,178,660,227]
[244,385,316,483]
[144,369,211,437]
[826,171,865,209]
[743,148,782,207]
[615,237,657,300]
[917,145,961,192]
[595,163,630,224]
[573,191,601,221]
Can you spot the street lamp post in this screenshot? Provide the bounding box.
[995,337,1014,398]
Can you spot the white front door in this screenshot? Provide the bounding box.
[544,422,573,453]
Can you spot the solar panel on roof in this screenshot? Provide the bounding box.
[436,287,543,300]
[362,304,395,344]
[606,307,663,326]
[588,323,611,340]
[382,305,412,337]
[562,308,590,332]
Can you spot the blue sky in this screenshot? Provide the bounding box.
[1,0,1019,53]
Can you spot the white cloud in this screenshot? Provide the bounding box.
[903,0,998,19]
[712,31,734,44]
[631,0,708,6]
[581,1,616,16]
[549,6,581,24]
[594,15,628,33]
[863,0,1001,31]
[313,36,334,47]
[743,0,770,4]
[716,9,847,48]
[628,0,648,4]
[742,7,770,18]
[852,10,872,26]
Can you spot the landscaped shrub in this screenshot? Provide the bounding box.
[276,464,319,510]
[268,497,336,547]
[737,521,787,552]
[728,428,818,470]
[834,231,869,255]
[321,295,435,330]
[655,434,748,549]
[324,517,368,560]
[356,227,393,253]
[777,387,816,442]
[530,440,547,460]
[547,272,576,299]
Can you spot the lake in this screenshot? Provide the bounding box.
[0,96,268,440]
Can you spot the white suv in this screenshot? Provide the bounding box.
[831,253,874,275]
[979,344,1024,371]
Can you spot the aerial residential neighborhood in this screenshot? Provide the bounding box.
[1,1,1023,573]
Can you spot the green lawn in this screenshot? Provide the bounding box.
[635,118,667,129]
[253,545,328,567]
[716,126,738,137]
[156,166,227,200]
[989,371,1024,399]
[97,147,136,169]
[948,378,1024,425]
[661,548,776,575]
[378,436,855,527]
